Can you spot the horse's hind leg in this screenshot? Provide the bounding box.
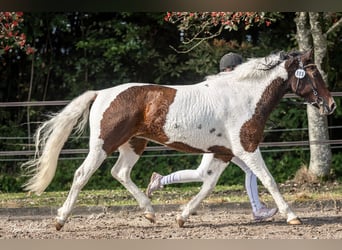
[177,158,227,227]
[110,138,156,223]
[55,147,107,230]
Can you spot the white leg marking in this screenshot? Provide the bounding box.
[111,143,155,216]
[179,158,227,226]
[56,147,107,227]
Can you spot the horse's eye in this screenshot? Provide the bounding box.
[311,68,320,77]
[307,65,316,71]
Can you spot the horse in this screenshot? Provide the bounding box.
[21,50,336,231]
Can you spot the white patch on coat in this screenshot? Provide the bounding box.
[163,58,288,153]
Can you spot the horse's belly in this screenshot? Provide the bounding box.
[158,86,232,153]
[163,119,229,152]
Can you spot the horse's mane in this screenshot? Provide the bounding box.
[205,50,302,81]
[232,51,289,80]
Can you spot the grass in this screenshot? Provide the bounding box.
[0,182,341,209]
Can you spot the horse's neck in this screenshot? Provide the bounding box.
[253,77,289,127]
[238,77,290,153]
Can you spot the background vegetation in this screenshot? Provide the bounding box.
[0,12,341,193]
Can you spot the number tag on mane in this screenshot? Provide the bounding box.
[295,69,306,79]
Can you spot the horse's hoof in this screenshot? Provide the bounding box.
[144,212,156,223]
[55,221,64,231]
[176,215,186,227]
[287,217,302,225]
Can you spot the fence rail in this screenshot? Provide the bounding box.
[0,92,341,161]
[1,139,342,158]
[1,92,342,107]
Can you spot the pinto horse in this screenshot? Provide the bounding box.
[22,50,335,230]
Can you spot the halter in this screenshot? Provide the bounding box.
[294,59,320,105]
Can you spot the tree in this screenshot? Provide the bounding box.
[0,12,37,147]
[295,12,342,179]
[164,12,276,53]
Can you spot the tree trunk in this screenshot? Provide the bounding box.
[307,12,332,177]
[295,12,332,178]
[296,12,311,51]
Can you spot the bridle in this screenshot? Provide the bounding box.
[294,59,322,106]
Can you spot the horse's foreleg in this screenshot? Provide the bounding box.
[237,149,301,225]
[177,159,227,227]
[111,142,155,223]
[55,148,107,230]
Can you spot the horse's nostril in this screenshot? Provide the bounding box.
[328,101,336,115]
[330,102,336,113]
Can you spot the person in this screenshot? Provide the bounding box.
[145,52,278,222]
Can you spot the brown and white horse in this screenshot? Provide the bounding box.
[22,50,335,230]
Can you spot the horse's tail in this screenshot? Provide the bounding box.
[22,90,98,195]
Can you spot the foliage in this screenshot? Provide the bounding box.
[165,12,274,31]
[0,12,35,56]
[0,12,341,193]
[164,12,282,53]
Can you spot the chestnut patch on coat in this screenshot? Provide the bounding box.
[166,141,205,154]
[129,137,148,155]
[99,85,176,154]
[165,144,233,163]
[240,78,288,152]
[208,145,234,163]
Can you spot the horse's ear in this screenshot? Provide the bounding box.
[303,48,314,60]
[309,49,314,59]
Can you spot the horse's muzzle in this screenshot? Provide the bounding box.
[319,98,336,116]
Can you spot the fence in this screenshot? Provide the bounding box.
[1,92,341,162]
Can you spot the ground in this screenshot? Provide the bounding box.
[0,199,341,239]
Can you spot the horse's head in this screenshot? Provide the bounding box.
[285,50,336,115]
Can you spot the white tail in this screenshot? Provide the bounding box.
[22,90,98,195]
